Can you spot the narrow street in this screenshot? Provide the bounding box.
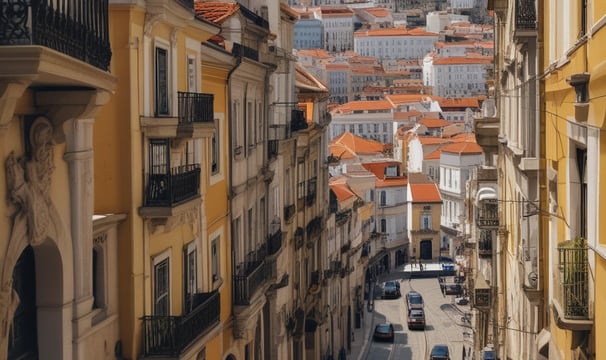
[359,267,473,360]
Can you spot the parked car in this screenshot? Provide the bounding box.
[429,344,451,360]
[382,281,401,299]
[405,291,424,310]
[455,296,469,305]
[407,309,425,330]
[373,323,394,342]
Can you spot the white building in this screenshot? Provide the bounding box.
[423,54,491,98]
[354,28,438,60]
[329,100,395,143]
[319,6,355,52]
[426,11,469,33]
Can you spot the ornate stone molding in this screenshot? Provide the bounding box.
[0,81,30,127]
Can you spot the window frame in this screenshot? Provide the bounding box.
[155,45,170,117]
[153,251,171,316]
[183,241,197,313]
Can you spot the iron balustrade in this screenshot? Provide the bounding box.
[146,164,200,206]
[0,0,112,71]
[335,209,352,226]
[476,201,499,228]
[306,216,323,239]
[234,260,271,305]
[177,92,214,124]
[515,0,536,30]
[557,239,589,319]
[141,291,220,356]
[478,230,493,257]
[284,204,296,221]
[267,229,283,256]
[291,109,308,132]
[306,177,317,206]
[232,42,258,61]
[238,4,269,29]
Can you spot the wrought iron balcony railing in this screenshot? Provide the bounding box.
[515,0,536,30]
[476,201,499,228]
[145,164,200,206]
[177,92,214,124]
[291,109,308,132]
[306,216,323,239]
[141,291,220,357]
[306,176,317,206]
[336,209,352,226]
[267,229,283,256]
[234,259,274,305]
[556,239,589,320]
[239,4,269,29]
[0,0,112,71]
[232,42,258,61]
[284,204,296,221]
[478,230,493,258]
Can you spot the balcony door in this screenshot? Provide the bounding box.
[420,239,432,260]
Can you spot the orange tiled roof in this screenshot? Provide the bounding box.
[450,133,477,142]
[441,123,466,138]
[438,97,480,108]
[330,182,356,201]
[364,8,390,17]
[385,94,428,104]
[194,2,240,24]
[440,141,483,155]
[393,109,422,120]
[410,183,442,203]
[326,63,349,70]
[297,48,333,59]
[330,131,387,154]
[418,136,449,145]
[329,143,357,160]
[376,177,408,188]
[419,118,450,128]
[361,161,401,179]
[332,100,393,113]
[424,149,441,160]
[280,2,300,20]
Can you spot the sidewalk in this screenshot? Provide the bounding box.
[349,296,375,360]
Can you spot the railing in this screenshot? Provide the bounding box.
[232,42,258,61]
[556,239,589,319]
[0,0,112,71]
[306,216,323,239]
[141,291,220,356]
[284,204,296,221]
[476,201,499,228]
[177,92,214,124]
[306,177,317,207]
[267,229,283,256]
[478,230,493,257]
[239,4,269,29]
[291,109,308,132]
[175,0,194,10]
[145,164,200,206]
[341,242,351,254]
[515,0,536,30]
[234,259,271,305]
[294,227,305,250]
[335,209,352,225]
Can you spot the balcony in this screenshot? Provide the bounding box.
[306,176,317,207]
[515,0,537,36]
[284,204,296,222]
[478,230,493,258]
[239,3,269,30]
[553,238,592,330]
[0,0,111,71]
[234,259,272,306]
[267,229,283,256]
[476,200,499,228]
[232,42,258,61]
[141,291,220,357]
[306,216,323,240]
[176,91,215,137]
[294,227,304,250]
[291,109,308,132]
[336,209,352,226]
[140,164,201,217]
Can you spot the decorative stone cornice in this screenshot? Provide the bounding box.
[0,81,30,127]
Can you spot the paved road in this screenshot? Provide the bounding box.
[360,272,473,360]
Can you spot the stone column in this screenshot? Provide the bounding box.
[36,90,111,357]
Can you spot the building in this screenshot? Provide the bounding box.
[329,100,395,143]
[354,28,439,61]
[319,6,355,52]
[0,1,116,359]
[294,10,323,50]
[426,11,469,33]
[423,54,492,98]
[408,181,443,261]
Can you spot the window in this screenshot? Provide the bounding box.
[297,162,305,200]
[247,101,254,149]
[92,245,105,310]
[211,237,219,283]
[232,217,242,265]
[421,214,431,230]
[155,47,169,116]
[576,147,587,238]
[380,219,387,233]
[380,191,386,206]
[183,242,197,313]
[187,56,196,92]
[154,255,170,316]
[211,118,220,175]
[248,208,254,253]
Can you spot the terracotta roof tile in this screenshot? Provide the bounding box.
[330,182,356,201]
[440,141,483,155]
[419,136,449,145]
[361,161,402,179]
[376,177,408,188]
[424,149,441,160]
[410,183,442,203]
[438,97,479,108]
[432,56,492,65]
[354,28,438,37]
[419,118,450,128]
[332,100,393,113]
[330,131,387,156]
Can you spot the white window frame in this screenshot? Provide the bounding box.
[154,39,171,117]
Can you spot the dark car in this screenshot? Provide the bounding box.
[373,323,394,342]
[430,344,450,360]
[407,309,425,330]
[405,291,424,310]
[382,281,401,299]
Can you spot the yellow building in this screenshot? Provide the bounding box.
[95,1,225,358]
[0,1,118,359]
[407,182,443,261]
[542,1,604,358]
